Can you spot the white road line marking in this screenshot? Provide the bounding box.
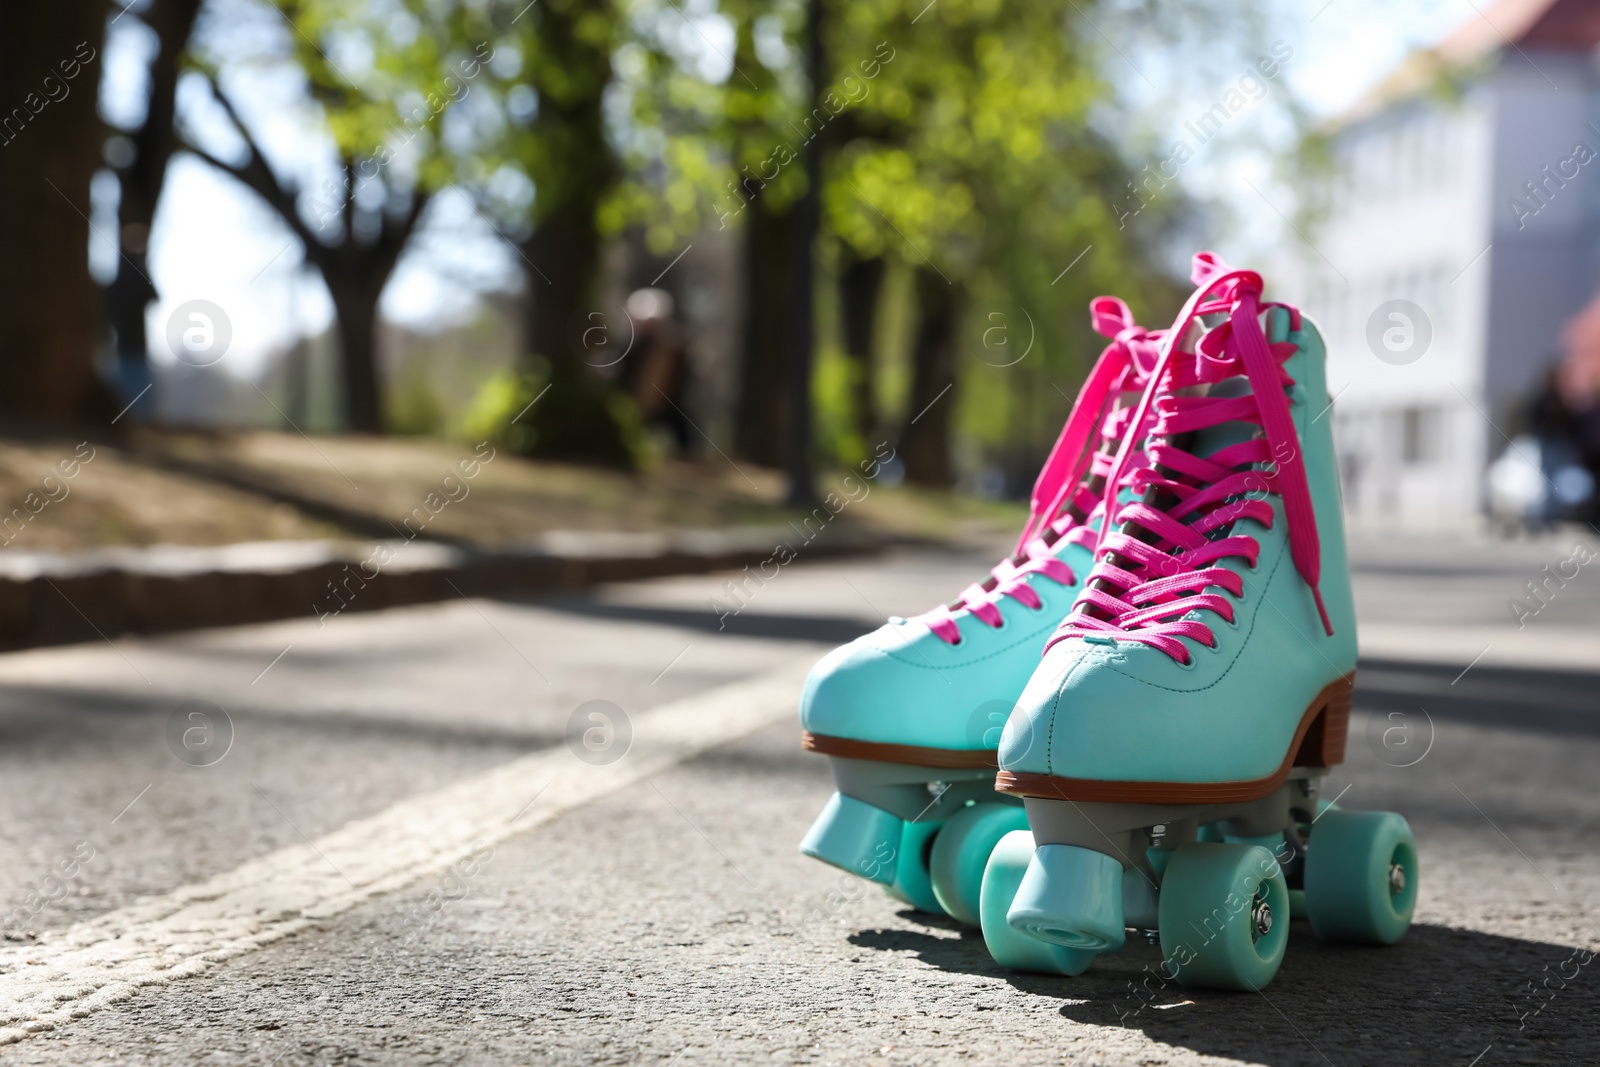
[0,659,811,1045]
[507,781,551,825]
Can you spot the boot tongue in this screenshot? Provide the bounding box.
[1187,375,1258,462]
[1134,352,1263,548]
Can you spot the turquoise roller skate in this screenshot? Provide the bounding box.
[986,254,1417,990]
[798,297,1161,973]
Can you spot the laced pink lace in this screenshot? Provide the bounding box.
[916,300,1163,646]
[1046,252,1332,664]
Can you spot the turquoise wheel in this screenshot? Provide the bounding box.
[1304,809,1417,945]
[1158,843,1290,991]
[881,817,947,916]
[978,831,1097,976]
[929,802,1029,926]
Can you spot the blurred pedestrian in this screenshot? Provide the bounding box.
[621,287,693,456]
[1561,291,1600,512]
[1527,366,1574,440]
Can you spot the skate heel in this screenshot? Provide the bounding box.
[1006,843,1126,952]
[1293,671,1353,768]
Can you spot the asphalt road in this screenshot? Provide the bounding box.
[0,527,1596,1065]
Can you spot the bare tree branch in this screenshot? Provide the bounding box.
[178,73,320,252]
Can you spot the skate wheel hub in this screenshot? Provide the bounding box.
[1251,893,1274,941]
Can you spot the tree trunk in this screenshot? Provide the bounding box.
[0,8,115,428]
[512,0,633,469]
[733,189,793,467]
[838,250,886,448]
[182,83,429,440]
[525,209,601,380]
[517,210,634,469]
[901,268,963,487]
[782,0,825,507]
[106,0,204,411]
[325,272,385,434]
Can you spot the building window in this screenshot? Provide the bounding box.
[1400,405,1441,465]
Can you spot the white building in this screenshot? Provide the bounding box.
[1277,0,1600,530]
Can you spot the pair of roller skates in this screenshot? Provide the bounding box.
[799,254,1417,991]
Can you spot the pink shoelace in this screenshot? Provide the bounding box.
[917,300,1163,646]
[1045,253,1332,664]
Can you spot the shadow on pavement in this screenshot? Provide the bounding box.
[1356,657,1600,739]
[852,918,1597,1066]
[0,683,560,755]
[503,601,1600,736]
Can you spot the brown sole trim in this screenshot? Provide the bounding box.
[995,670,1354,805]
[801,731,998,770]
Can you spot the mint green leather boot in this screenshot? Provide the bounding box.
[987,255,1416,990]
[798,298,1157,973]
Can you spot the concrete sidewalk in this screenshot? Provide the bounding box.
[0,526,885,652]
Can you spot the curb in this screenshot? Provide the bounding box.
[0,527,887,652]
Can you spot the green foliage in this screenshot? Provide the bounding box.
[461,368,526,445]
[492,0,623,221]
[822,1,1190,459]
[813,339,866,465]
[250,0,501,196]
[388,358,447,436]
[614,0,1201,476]
[610,0,815,248]
[463,360,645,469]
[197,0,1288,477]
